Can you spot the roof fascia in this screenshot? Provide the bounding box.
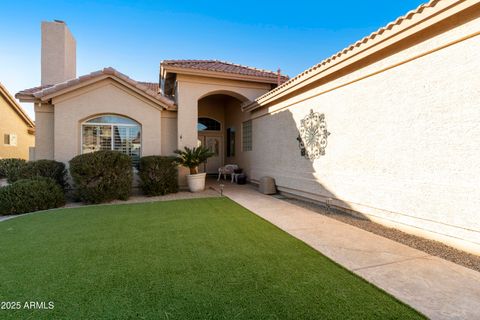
[250,0,472,110]
[161,66,280,84]
[39,75,175,110]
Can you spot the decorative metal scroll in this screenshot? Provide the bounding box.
[296,109,330,160]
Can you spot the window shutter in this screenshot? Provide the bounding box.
[10,134,17,146]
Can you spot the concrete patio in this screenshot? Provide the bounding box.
[211,179,480,320]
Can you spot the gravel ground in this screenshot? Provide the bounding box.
[281,197,480,273]
[64,187,220,208]
[0,187,221,223]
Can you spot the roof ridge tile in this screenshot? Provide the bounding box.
[161,59,289,81]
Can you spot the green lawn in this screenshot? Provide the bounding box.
[0,197,424,319]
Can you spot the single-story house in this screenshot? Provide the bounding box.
[0,82,35,159]
[16,21,288,181]
[17,0,480,255]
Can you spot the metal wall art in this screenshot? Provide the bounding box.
[296,109,330,160]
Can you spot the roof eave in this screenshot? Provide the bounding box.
[15,93,37,103]
[249,0,472,111]
[21,71,176,111]
[162,65,283,85]
[241,101,260,112]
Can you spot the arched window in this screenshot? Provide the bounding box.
[81,115,141,165]
[197,117,221,131]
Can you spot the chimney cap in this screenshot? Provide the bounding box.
[53,19,66,24]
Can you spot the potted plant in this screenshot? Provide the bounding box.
[174,146,214,192]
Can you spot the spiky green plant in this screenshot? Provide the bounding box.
[174,146,214,174]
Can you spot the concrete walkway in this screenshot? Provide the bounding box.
[215,181,480,320]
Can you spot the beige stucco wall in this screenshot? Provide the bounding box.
[0,96,35,160]
[51,79,164,164]
[41,21,76,86]
[250,13,480,254]
[161,111,178,156]
[198,95,226,126]
[33,103,54,160]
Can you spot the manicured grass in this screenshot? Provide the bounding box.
[0,198,424,319]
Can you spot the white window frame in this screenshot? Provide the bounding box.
[80,116,142,162]
[4,133,17,146]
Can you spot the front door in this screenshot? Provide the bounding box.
[198,134,222,174]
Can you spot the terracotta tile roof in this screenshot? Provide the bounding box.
[138,81,159,93]
[247,0,449,108]
[162,59,289,83]
[17,84,53,96]
[16,68,174,109]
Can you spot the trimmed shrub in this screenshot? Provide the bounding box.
[69,150,133,204]
[139,156,178,196]
[14,160,68,189]
[0,158,27,182]
[0,178,65,215]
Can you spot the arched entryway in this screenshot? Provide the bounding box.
[197,92,247,174]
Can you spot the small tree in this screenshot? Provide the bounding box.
[174,146,214,174]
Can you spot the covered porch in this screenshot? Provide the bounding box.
[160,59,287,186]
[196,91,251,176]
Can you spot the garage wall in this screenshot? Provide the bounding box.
[250,11,480,253]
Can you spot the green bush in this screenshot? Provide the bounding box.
[69,150,133,204]
[0,158,27,182]
[0,178,65,215]
[139,156,178,196]
[14,160,68,189]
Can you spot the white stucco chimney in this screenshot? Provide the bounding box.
[41,20,76,86]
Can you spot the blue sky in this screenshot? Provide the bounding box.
[0,0,423,119]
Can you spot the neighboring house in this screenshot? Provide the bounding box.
[16,0,480,255]
[0,82,35,159]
